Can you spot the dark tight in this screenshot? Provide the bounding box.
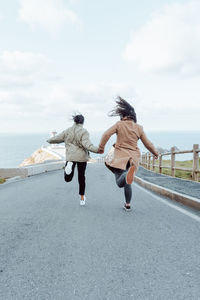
[113,165,132,204]
[64,161,87,195]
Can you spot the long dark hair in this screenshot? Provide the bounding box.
[72,114,84,124]
[109,96,137,123]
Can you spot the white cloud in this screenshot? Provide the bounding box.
[0,50,58,130]
[18,0,80,32]
[68,0,80,3]
[0,71,138,133]
[0,51,137,132]
[0,50,55,88]
[0,50,199,133]
[1,74,200,132]
[1,51,51,75]
[123,0,200,76]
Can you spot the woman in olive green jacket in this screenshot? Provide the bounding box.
[47,114,98,206]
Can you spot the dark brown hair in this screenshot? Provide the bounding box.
[109,96,137,122]
[72,114,84,124]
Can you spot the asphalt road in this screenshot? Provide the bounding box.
[0,164,200,300]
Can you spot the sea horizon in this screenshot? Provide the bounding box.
[0,131,199,168]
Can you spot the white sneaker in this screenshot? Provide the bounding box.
[65,162,73,175]
[80,196,86,206]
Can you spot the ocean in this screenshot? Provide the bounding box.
[0,131,199,168]
[0,133,49,168]
[91,131,200,161]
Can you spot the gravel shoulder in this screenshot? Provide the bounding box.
[136,166,200,199]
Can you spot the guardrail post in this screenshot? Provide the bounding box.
[147,153,151,170]
[152,155,155,171]
[146,153,149,169]
[143,153,146,166]
[145,153,148,168]
[141,153,145,166]
[159,154,162,174]
[192,144,199,181]
[171,147,175,177]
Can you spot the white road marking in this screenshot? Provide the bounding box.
[135,183,200,223]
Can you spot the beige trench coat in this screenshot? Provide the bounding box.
[47,123,98,162]
[98,119,158,171]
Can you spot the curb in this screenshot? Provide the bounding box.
[5,176,21,183]
[0,161,65,181]
[135,176,200,211]
[24,161,65,176]
[2,176,25,186]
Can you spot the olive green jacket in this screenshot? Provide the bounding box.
[47,123,98,162]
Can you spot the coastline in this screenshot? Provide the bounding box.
[19,147,63,167]
[0,131,199,168]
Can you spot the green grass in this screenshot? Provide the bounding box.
[0,178,6,184]
[145,159,200,182]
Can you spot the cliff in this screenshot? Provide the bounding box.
[20,148,60,167]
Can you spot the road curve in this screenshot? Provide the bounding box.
[0,164,200,300]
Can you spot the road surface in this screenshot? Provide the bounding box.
[0,164,200,300]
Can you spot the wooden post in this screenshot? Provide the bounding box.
[142,153,145,166]
[171,147,175,177]
[145,153,148,168]
[152,155,155,172]
[159,154,162,174]
[192,144,199,181]
[146,153,149,169]
[148,153,151,170]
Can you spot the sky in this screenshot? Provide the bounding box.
[0,0,200,134]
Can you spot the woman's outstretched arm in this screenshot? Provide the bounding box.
[98,123,117,153]
[47,131,65,144]
[140,128,158,158]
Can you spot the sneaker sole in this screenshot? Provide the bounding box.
[123,206,132,212]
[65,162,73,175]
[126,165,135,184]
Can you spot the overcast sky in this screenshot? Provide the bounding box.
[0,0,200,134]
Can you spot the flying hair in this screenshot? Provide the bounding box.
[108,96,137,123]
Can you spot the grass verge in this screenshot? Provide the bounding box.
[0,178,6,184]
[145,159,200,182]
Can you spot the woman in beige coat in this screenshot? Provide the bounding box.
[47,114,99,206]
[98,97,158,211]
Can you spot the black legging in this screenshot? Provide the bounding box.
[64,161,87,195]
[112,166,132,204]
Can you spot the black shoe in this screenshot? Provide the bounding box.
[123,204,132,211]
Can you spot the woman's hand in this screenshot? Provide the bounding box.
[154,152,159,159]
[98,148,104,154]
